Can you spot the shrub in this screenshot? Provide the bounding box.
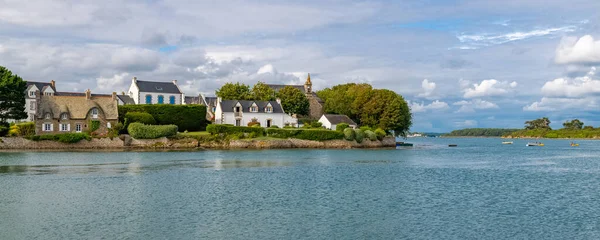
[8,122,35,137]
[343,128,355,141]
[206,124,265,136]
[364,130,377,141]
[124,112,156,125]
[128,123,178,139]
[118,105,207,131]
[90,120,100,132]
[0,123,9,137]
[374,128,386,141]
[283,125,294,129]
[355,129,364,143]
[248,121,261,127]
[359,126,372,132]
[269,125,279,128]
[266,128,343,141]
[336,123,350,132]
[30,133,91,143]
[310,122,323,128]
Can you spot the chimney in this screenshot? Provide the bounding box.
[35,90,40,99]
[50,80,56,89]
[112,92,117,101]
[132,77,137,83]
[121,91,125,95]
[85,89,91,100]
[172,79,177,85]
[217,97,222,103]
[276,98,281,104]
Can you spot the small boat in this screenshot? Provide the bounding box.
[448,144,458,147]
[526,142,544,147]
[396,142,413,147]
[502,141,513,145]
[570,143,579,147]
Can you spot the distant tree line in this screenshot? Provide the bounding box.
[505,117,600,139]
[443,128,520,137]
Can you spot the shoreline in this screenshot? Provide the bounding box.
[0,136,396,151]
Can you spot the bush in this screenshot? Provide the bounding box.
[355,129,364,143]
[336,123,350,132]
[359,126,372,132]
[128,123,178,139]
[0,125,8,137]
[269,125,279,128]
[310,122,323,128]
[266,128,343,141]
[343,128,355,141]
[374,128,386,141]
[119,105,207,132]
[30,133,91,143]
[206,124,265,136]
[364,130,377,141]
[90,120,100,132]
[248,121,261,127]
[8,122,35,137]
[124,112,156,125]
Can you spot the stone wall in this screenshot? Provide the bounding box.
[204,136,395,149]
[0,137,124,149]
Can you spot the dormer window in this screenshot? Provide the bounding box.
[29,91,35,97]
[250,106,258,112]
[266,106,273,113]
[61,113,68,120]
[91,108,98,119]
[45,113,52,119]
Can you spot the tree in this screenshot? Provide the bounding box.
[525,117,551,130]
[277,86,309,116]
[215,82,251,100]
[0,66,27,122]
[251,82,276,101]
[563,119,584,130]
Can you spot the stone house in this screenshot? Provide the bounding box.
[127,77,184,105]
[35,89,119,135]
[318,114,357,130]
[266,73,324,119]
[24,80,56,122]
[214,98,297,127]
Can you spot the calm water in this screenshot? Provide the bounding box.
[1,138,600,239]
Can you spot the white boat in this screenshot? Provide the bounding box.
[502,141,513,145]
[526,142,544,147]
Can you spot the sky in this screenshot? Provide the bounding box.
[1,0,600,132]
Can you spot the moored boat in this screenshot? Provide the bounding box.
[396,142,413,147]
[502,141,513,145]
[526,142,544,147]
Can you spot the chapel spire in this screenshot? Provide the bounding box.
[304,73,312,93]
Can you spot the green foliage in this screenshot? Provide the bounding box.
[8,122,35,137]
[0,66,27,121]
[563,119,584,130]
[343,128,355,141]
[364,130,377,141]
[359,126,372,132]
[124,112,156,125]
[336,123,350,132]
[374,128,386,141]
[248,120,261,127]
[206,124,265,136]
[118,105,207,132]
[216,82,251,100]
[317,83,412,137]
[0,122,9,137]
[310,122,323,128]
[128,123,178,139]
[584,126,595,130]
[354,129,364,143]
[90,120,100,132]
[277,86,310,115]
[30,133,91,143]
[505,128,600,139]
[269,125,279,128]
[444,128,520,137]
[525,117,551,130]
[266,128,344,141]
[110,122,124,138]
[251,82,276,101]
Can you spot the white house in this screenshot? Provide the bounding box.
[24,80,56,122]
[318,114,357,130]
[127,77,184,105]
[214,98,297,127]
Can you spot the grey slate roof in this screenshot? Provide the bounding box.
[220,100,284,113]
[26,81,55,92]
[117,95,135,104]
[204,97,218,106]
[323,114,357,126]
[135,80,182,94]
[185,96,201,104]
[55,92,111,97]
[266,84,305,93]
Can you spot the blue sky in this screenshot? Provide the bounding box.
[1,0,600,132]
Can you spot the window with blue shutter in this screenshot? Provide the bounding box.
[169,96,176,104]
[145,95,152,104]
[158,95,164,104]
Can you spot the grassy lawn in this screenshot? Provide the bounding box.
[179,131,210,136]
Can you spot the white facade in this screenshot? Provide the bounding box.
[318,115,357,130]
[215,101,298,127]
[127,77,185,105]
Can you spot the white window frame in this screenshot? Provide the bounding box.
[107,122,112,129]
[29,91,35,97]
[60,123,69,132]
[250,106,258,112]
[75,123,82,132]
[266,107,273,113]
[43,123,52,132]
[92,108,98,119]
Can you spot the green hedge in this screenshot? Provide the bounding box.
[355,129,365,143]
[266,128,343,141]
[119,105,207,132]
[374,128,386,141]
[30,133,91,143]
[343,128,355,141]
[336,123,350,132]
[124,112,156,125]
[364,130,377,141]
[206,124,265,136]
[128,123,178,139]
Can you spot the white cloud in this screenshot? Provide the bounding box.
[257,64,277,75]
[463,79,517,98]
[555,35,600,65]
[541,67,600,97]
[96,73,129,91]
[417,79,436,98]
[457,26,577,48]
[453,99,499,113]
[455,120,478,128]
[410,100,449,113]
[523,97,598,112]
